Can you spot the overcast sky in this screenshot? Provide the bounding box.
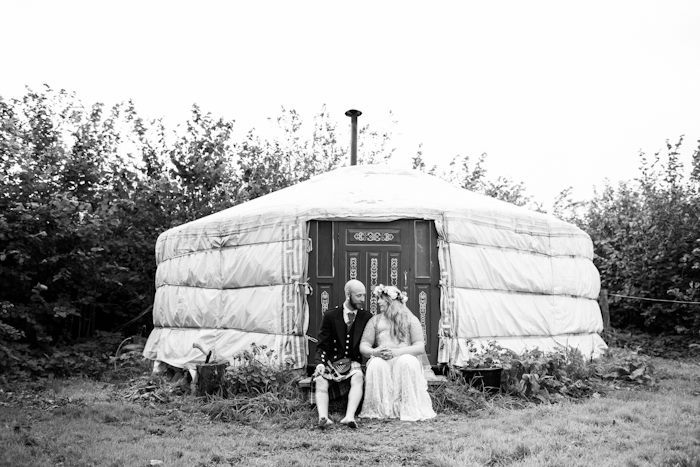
[2,0,699,206]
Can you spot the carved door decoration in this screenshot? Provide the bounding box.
[308,219,440,365]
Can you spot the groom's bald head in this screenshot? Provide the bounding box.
[344,280,366,310]
[344,279,364,297]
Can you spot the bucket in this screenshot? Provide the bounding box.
[433,365,502,393]
[460,368,502,393]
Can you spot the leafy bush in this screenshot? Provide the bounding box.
[224,344,301,397]
[590,347,655,386]
[461,339,514,368]
[501,346,597,401]
[0,331,124,380]
[0,301,25,377]
[441,341,656,405]
[604,328,700,360]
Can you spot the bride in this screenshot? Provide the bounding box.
[358,284,436,421]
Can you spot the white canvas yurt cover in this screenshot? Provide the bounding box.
[143,164,607,370]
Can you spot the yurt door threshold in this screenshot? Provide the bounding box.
[307,219,440,366]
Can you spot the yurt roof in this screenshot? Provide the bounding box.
[166,164,582,236]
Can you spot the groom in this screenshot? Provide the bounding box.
[313,279,371,429]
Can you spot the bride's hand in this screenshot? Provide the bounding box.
[373,346,386,359]
[379,347,393,360]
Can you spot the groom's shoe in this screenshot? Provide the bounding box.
[341,419,358,429]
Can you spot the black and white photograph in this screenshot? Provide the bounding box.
[1,1,699,465]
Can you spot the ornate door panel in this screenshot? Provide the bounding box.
[341,221,406,315]
[308,219,440,364]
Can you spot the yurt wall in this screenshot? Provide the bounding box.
[143,165,607,371]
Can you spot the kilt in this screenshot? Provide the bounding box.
[307,361,362,405]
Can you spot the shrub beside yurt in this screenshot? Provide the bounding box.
[143,164,606,371]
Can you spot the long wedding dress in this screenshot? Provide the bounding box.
[359,313,436,421]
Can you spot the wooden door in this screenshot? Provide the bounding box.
[307,219,440,365]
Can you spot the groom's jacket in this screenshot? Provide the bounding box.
[315,305,371,366]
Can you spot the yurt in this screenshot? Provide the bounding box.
[143,164,607,371]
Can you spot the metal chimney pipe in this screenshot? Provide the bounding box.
[345,109,362,165]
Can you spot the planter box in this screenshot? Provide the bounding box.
[195,362,229,396]
[460,368,502,393]
[434,365,502,393]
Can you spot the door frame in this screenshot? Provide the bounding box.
[306,219,440,364]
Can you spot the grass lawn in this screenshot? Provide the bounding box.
[1,357,698,467]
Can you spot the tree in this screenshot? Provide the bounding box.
[411,143,437,174]
[438,152,534,207]
[0,87,121,342]
[169,104,237,218]
[1,87,402,350]
[582,137,700,333]
[552,186,587,224]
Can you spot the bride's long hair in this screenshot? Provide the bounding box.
[384,298,411,342]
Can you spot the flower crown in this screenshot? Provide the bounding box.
[372,284,408,304]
